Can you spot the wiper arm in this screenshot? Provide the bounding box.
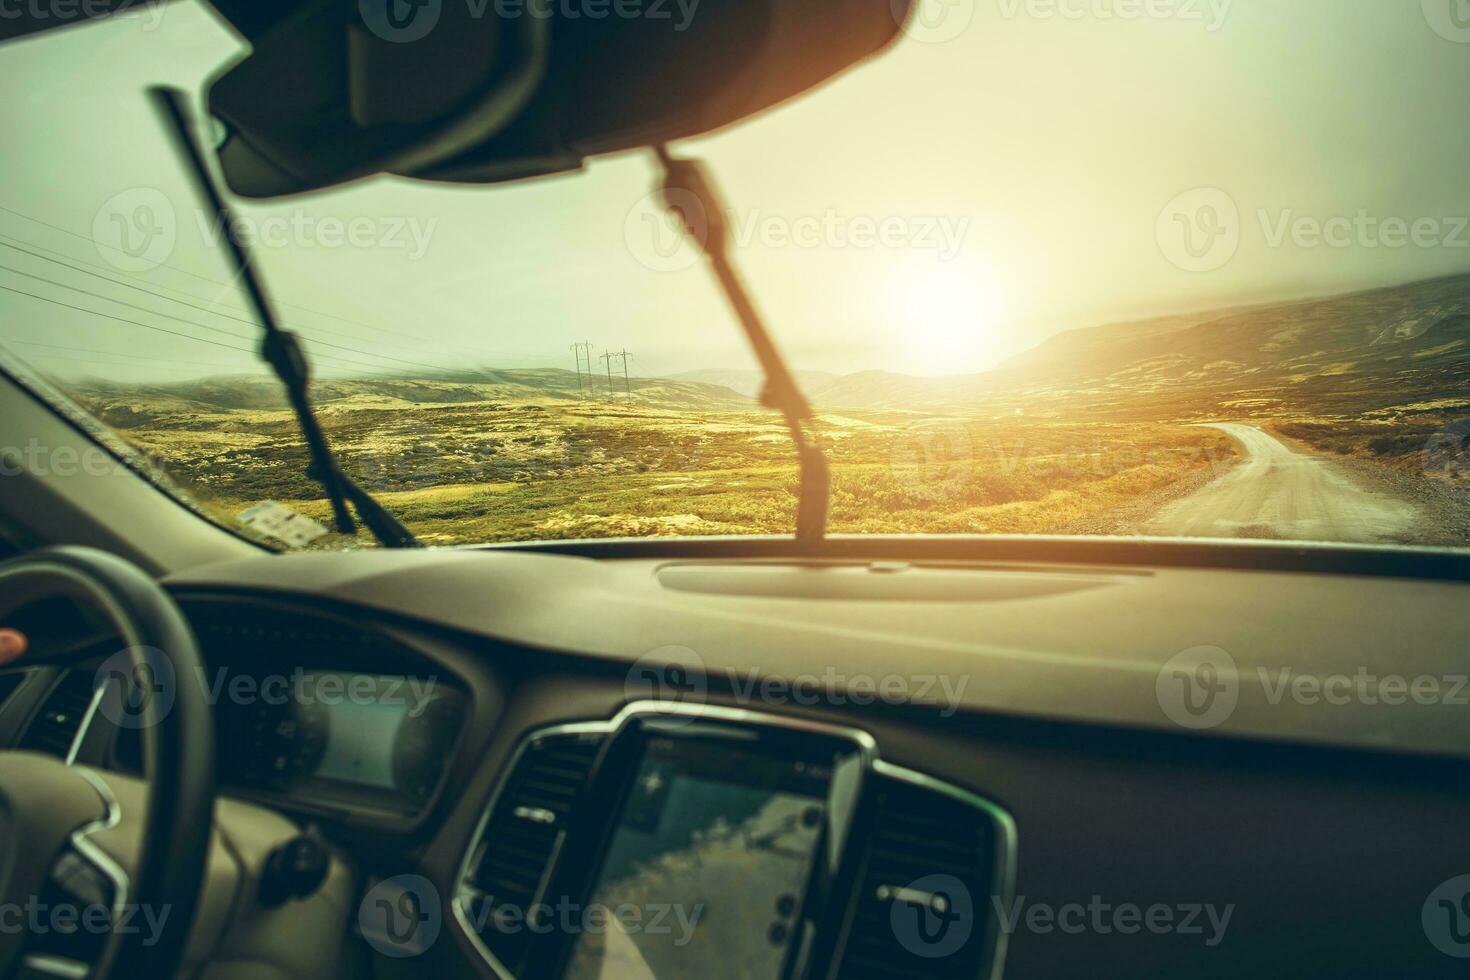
[150,87,420,549]
[652,146,831,543]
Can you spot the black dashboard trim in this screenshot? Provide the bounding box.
[476,534,1470,582]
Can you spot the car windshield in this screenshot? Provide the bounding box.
[3,1,1470,549]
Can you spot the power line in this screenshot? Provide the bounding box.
[0,262,464,373]
[0,202,412,331]
[0,283,404,375]
[9,340,249,372]
[0,283,259,356]
[0,256,461,373]
[0,230,524,363]
[0,234,407,351]
[0,206,526,361]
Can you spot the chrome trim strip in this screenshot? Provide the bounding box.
[71,766,131,976]
[450,701,1014,980]
[606,700,880,755]
[18,954,90,979]
[65,682,108,766]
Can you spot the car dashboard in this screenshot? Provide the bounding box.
[2,542,1469,979]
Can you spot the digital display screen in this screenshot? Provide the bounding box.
[313,696,411,788]
[219,671,466,810]
[563,736,832,980]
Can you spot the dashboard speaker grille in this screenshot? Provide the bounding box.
[836,773,1003,980]
[19,668,96,758]
[459,730,603,975]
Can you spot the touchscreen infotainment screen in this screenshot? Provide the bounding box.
[563,735,834,980]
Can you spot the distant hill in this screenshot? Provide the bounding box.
[72,271,1470,424]
[667,369,838,399]
[988,272,1470,417]
[684,272,1470,418]
[73,368,751,427]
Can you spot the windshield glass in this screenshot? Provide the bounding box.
[4,1,1470,549]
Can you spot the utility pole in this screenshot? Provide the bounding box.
[610,350,634,403]
[599,350,616,400]
[570,341,594,400]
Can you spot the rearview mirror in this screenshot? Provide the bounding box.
[203,0,913,198]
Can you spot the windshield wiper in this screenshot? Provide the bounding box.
[150,87,420,549]
[652,146,831,543]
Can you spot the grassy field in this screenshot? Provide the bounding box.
[90,392,1239,547]
[40,270,1470,547]
[1274,400,1470,495]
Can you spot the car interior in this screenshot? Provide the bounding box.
[3,1,1470,979]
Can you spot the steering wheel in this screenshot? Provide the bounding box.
[0,546,214,978]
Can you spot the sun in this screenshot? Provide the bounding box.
[885,261,1007,375]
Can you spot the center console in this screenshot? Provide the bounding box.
[454,703,1015,980]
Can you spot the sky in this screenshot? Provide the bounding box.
[3,0,1470,383]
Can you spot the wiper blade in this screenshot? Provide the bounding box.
[652,146,831,543]
[150,87,420,549]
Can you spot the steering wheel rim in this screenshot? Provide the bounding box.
[0,546,214,978]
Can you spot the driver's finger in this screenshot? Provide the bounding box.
[0,628,27,664]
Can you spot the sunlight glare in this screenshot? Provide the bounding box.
[886,262,1007,375]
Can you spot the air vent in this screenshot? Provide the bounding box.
[457,731,603,976]
[836,772,1009,980]
[20,669,98,758]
